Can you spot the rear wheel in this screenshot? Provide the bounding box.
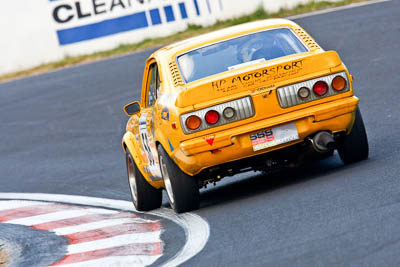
[126,151,162,211]
[338,107,369,164]
[158,145,200,213]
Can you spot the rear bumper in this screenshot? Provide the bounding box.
[173,96,359,176]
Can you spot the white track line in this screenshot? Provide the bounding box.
[53,217,151,235]
[287,0,392,20]
[0,193,134,210]
[0,200,51,211]
[67,231,162,254]
[56,255,162,267]
[0,193,210,266]
[152,208,210,267]
[7,208,118,226]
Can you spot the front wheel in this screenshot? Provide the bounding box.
[338,107,369,164]
[158,145,200,213]
[126,151,162,211]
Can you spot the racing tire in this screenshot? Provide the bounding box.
[126,151,162,211]
[158,145,200,213]
[338,107,369,164]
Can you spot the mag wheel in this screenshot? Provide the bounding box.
[338,107,369,164]
[158,145,200,213]
[126,151,162,211]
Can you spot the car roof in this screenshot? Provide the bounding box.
[153,18,303,59]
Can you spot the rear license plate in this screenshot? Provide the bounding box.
[250,123,299,152]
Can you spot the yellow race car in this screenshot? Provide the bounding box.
[122,18,369,213]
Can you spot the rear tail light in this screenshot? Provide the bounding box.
[277,72,350,108]
[205,110,220,125]
[180,96,254,134]
[223,107,236,119]
[331,76,347,91]
[185,115,201,130]
[313,81,328,96]
[298,87,310,99]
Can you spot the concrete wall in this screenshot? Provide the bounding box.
[0,0,317,75]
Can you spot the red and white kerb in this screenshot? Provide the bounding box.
[0,200,163,266]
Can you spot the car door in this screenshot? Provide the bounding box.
[138,61,162,181]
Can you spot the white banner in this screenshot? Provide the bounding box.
[0,0,321,75]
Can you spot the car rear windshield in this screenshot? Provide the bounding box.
[177,28,308,83]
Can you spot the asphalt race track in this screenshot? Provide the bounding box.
[1,0,400,266]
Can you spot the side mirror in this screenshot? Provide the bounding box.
[123,101,141,116]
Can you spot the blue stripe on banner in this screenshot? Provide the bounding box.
[149,8,162,25]
[193,0,200,16]
[179,3,188,19]
[206,0,211,14]
[56,11,148,45]
[163,5,175,22]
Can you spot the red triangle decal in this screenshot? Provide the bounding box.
[204,135,215,146]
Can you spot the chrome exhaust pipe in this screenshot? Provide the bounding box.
[311,131,335,153]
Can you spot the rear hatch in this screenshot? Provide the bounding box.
[176,51,341,107]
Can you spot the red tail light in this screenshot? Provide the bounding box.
[313,81,328,96]
[205,110,220,125]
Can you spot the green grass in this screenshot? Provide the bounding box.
[0,0,368,83]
